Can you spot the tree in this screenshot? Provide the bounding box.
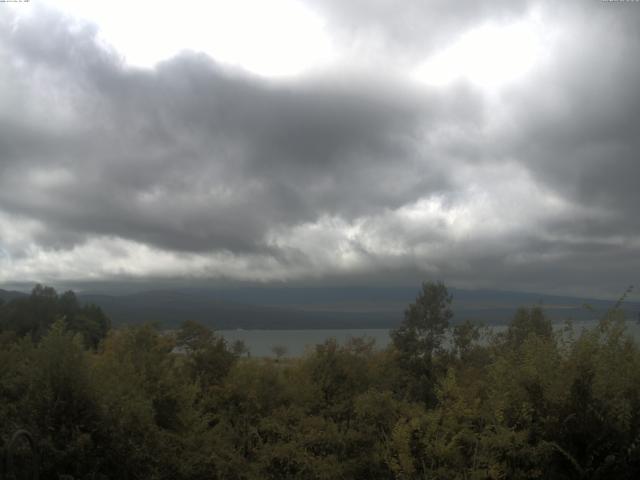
[506,305,552,349]
[272,345,287,362]
[391,281,453,404]
[452,319,481,360]
[392,281,453,363]
[26,319,101,478]
[0,285,110,346]
[0,284,59,339]
[233,339,250,357]
[176,320,238,391]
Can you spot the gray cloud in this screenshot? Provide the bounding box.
[0,2,639,297]
[0,7,470,252]
[497,3,640,233]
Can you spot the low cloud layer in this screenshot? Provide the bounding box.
[1,2,639,298]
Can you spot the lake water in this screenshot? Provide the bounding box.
[220,319,640,358]
[219,328,392,357]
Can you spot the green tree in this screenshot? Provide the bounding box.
[24,319,102,478]
[93,323,203,479]
[452,319,481,360]
[505,305,552,349]
[176,320,238,392]
[391,281,453,404]
[272,345,287,362]
[392,281,453,362]
[0,285,110,347]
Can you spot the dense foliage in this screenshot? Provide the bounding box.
[1,282,640,479]
[0,285,110,348]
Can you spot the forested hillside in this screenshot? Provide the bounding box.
[1,283,640,479]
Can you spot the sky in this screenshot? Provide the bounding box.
[0,0,639,298]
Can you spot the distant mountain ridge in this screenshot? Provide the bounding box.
[78,286,640,330]
[0,288,27,302]
[3,286,638,330]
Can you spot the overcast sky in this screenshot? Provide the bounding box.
[1,0,639,298]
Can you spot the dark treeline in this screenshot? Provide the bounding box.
[1,282,640,479]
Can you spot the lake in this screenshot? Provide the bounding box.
[219,319,640,357]
[219,328,392,357]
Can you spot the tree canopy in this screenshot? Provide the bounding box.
[0,284,110,347]
[2,282,640,479]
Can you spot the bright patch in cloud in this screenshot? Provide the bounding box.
[41,0,334,77]
[413,14,551,89]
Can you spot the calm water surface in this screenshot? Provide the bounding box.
[220,319,640,358]
[219,329,391,357]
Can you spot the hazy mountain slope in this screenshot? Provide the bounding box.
[0,289,27,302]
[77,287,640,329]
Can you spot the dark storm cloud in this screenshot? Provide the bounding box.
[0,6,476,255]
[496,2,640,233]
[306,0,640,294]
[0,1,639,296]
